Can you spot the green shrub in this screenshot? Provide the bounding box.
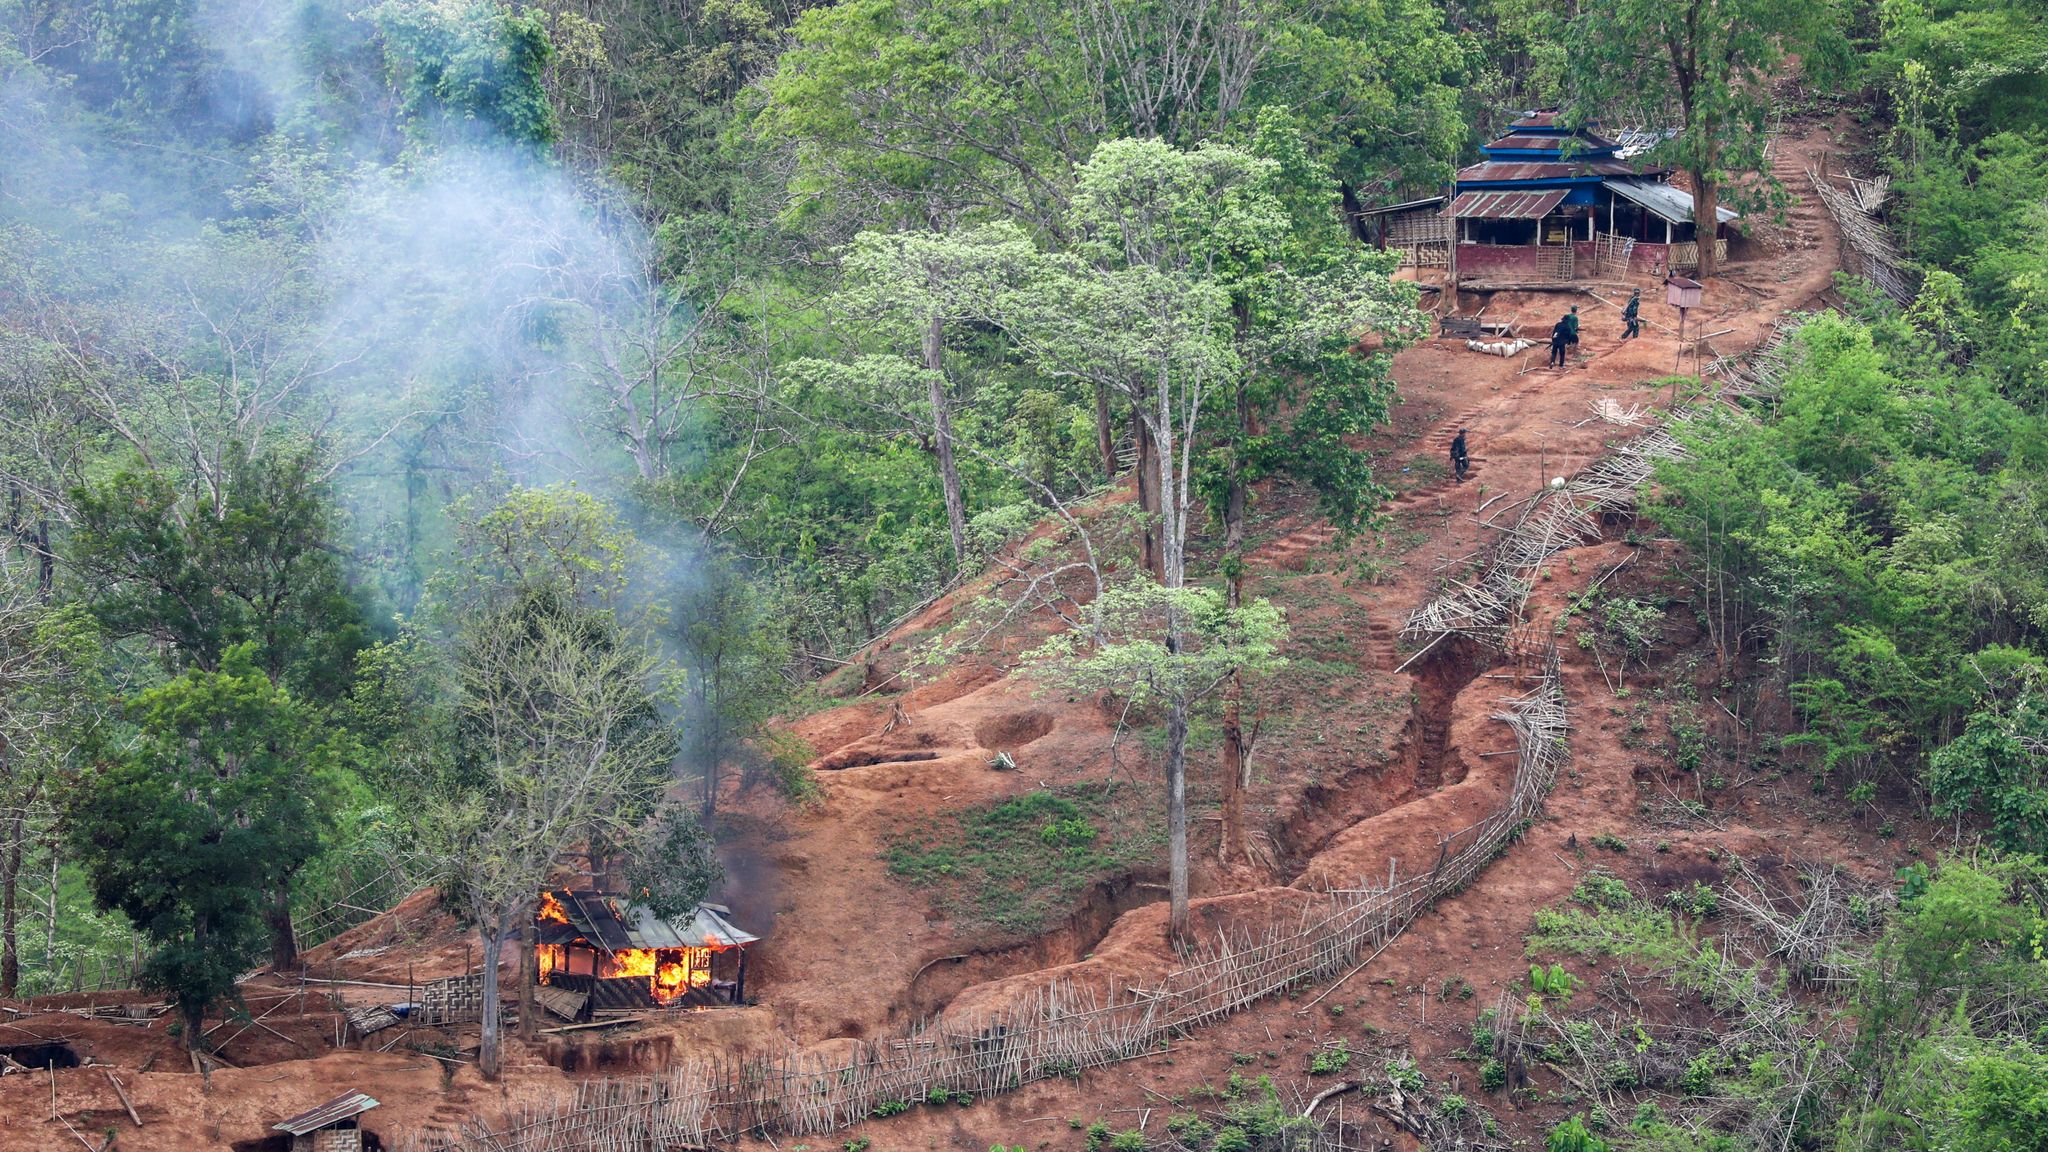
[1664,881,1720,918]
[1108,1130,1147,1152]
[1438,1093,1469,1119]
[1085,1120,1112,1151]
[1385,1058,1425,1093]
[1529,963,1578,999]
[1480,1058,1507,1092]
[870,1099,908,1118]
[1308,1040,1352,1076]
[1165,1114,1213,1145]
[1572,872,1635,909]
[1545,1115,1611,1152]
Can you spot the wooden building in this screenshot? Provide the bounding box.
[534,889,757,1016]
[272,1091,380,1152]
[1421,111,1739,282]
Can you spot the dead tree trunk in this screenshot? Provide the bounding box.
[517,920,538,1040]
[0,824,20,997]
[478,924,507,1081]
[1218,380,1251,865]
[1095,383,1118,481]
[265,889,298,973]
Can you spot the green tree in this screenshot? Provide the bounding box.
[623,806,724,920]
[1027,583,1287,939]
[365,0,557,148]
[1567,0,1838,276]
[429,586,677,1079]
[674,554,792,821]
[0,564,104,997]
[1199,111,1423,857]
[1930,685,2048,854]
[812,223,1042,566]
[759,0,1093,234]
[67,444,372,702]
[67,645,349,1045]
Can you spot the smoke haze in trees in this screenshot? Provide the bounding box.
[1,0,706,610]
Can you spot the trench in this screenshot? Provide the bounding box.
[896,871,1164,1027]
[890,631,1493,1025]
[1272,635,1494,876]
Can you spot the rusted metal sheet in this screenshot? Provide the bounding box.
[1443,189,1568,219]
[1456,160,1643,182]
[273,1091,379,1135]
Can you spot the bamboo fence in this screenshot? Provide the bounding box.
[1807,167,1917,307]
[403,659,1568,1152]
[1401,430,1683,646]
[1707,316,1809,401]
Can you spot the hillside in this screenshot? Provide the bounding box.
[0,117,1900,1152]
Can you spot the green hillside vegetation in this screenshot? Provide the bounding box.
[0,0,2044,1131]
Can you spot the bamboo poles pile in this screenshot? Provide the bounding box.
[402,654,1569,1152]
[1807,167,1917,306]
[1708,316,1809,400]
[1401,435,1683,648]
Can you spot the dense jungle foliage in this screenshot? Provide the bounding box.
[1,0,2046,1134]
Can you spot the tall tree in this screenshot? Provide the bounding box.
[1000,138,1284,938]
[67,645,348,1046]
[0,562,102,997]
[430,586,677,1080]
[674,554,792,821]
[825,225,1043,567]
[420,486,680,1078]
[1200,112,1424,858]
[67,444,372,700]
[1026,583,1287,937]
[1567,0,1837,276]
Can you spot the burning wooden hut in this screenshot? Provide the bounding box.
[534,889,757,1013]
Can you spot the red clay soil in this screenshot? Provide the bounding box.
[0,118,1923,1152]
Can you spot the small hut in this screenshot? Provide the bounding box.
[273,1091,380,1152]
[534,889,757,1014]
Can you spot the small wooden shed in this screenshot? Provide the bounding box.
[273,1091,380,1152]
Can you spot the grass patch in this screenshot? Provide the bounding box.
[883,783,1165,936]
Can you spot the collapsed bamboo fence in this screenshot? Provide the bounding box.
[1707,316,1809,401]
[403,658,1568,1152]
[1807,167,1917,307]
[1403,312,1821,651]
[1401,430,1683,647]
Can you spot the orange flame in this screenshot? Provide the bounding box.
[537,891,571,924]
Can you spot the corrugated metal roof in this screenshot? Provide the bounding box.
[1354,196,1445,218]
[1444,189,1569,219]
[541,890,760,953]
[1458,160,1645,182]
[1509,111,1564,129]
[274,1092,379,1135]
[1603,179,1740,225]
[1485,134,1622,153]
